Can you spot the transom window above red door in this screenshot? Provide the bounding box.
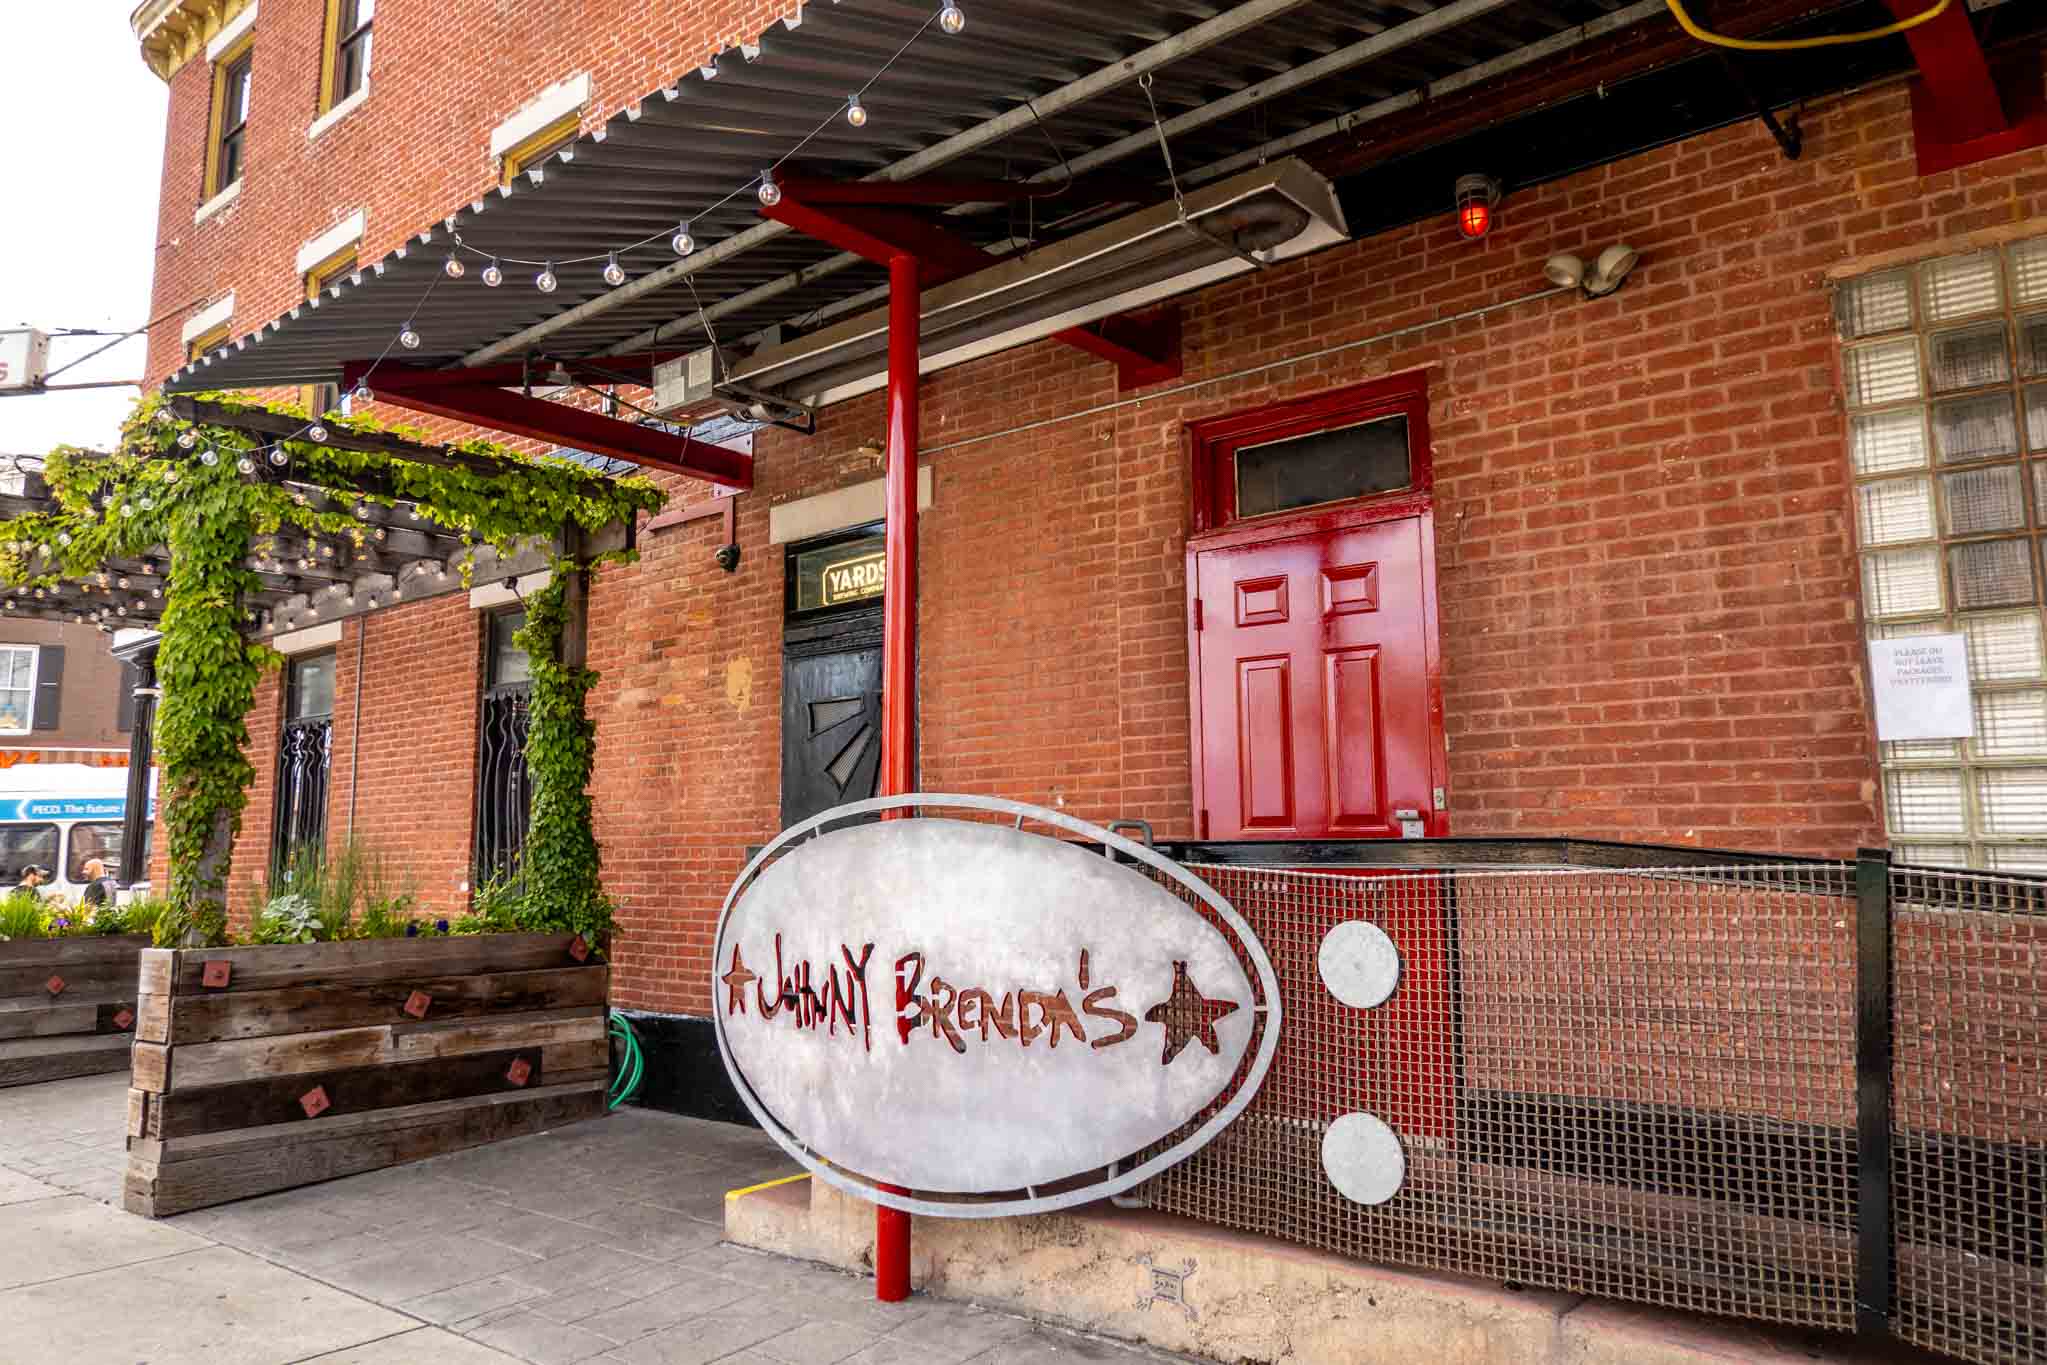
[1188,370,1431,534]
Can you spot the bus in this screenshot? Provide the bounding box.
[0,764,154,903]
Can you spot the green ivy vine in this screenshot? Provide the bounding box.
[0,392,663,927]
[510,572,615,952]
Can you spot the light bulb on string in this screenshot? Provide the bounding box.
[176,430,197,450]
[603,252,626,287]
[482,259,504,288]
[846,94,867,127]
[939,0,965,34]
[200,449,220,467]
[757,168,782,207]
[269,447,288,466]
[237,456,256,475]
[164,467,180,484]
[351,382,373,406]
[444,252,466,279]
[535,261,558,293]
[307,423,328,442]
[672,220,696,256]
[399,324,422,350]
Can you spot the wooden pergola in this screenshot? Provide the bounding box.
[0,396,632,641]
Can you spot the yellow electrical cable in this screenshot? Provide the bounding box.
[1665,0,1951,52]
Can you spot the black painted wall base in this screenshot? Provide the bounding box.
[614,1010,758,1127]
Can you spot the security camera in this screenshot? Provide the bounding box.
[715,543,741,573]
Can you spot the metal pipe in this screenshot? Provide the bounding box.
[346,612,366,837]
[873,250,919,1306]
[921,284,1571,456]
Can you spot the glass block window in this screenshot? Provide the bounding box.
[1842,236,2047,868]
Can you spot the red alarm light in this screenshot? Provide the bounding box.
[1453,173,1501,241]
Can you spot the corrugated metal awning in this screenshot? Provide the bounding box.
[165,0,1656,396]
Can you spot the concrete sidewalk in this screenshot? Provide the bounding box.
[0,1073,1188,1365]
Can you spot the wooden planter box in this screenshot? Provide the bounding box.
[0,935,147,1089]
[123,933,608,1217]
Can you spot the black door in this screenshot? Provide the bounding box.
[781,613,883,829]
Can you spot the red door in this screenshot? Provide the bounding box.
[1193,515,1440,841]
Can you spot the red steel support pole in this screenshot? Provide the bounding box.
[874,250,919,1304]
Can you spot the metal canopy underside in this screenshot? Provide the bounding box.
[165,0,1651,397]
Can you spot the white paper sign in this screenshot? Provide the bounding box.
[1869,635,1973,741]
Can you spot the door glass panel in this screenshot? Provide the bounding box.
[1234,414,1409,519]
[289,653,335,720]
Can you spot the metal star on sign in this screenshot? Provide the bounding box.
[1142,961,1240,1065]
[720,945,759,1014]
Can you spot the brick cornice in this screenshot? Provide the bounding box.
[130,0,252,81]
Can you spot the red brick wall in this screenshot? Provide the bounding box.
[146,0,805,387]
[137,10,2047,1011]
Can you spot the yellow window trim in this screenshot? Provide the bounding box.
[317,0,342,114]
[202,31,255,201]
[500,111,580,185]
[304,246,358,302]
[187,322,231,362]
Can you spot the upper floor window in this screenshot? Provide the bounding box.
[206,41,254,199]
[322,0,373,111]
[500,115,578,184]
[186,323,231,363]
[305,247,357,302]
[491,74,591,185]
[0,645,37,734]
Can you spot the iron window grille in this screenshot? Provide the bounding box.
[1840,235,2047,870]
[475,608,532,884]
[272,652,333,873]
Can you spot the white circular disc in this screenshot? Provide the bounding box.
[1322,1111,1405,1206]
[1317,920,1401,1009]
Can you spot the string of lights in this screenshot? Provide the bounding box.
[167,0,970,485]
[42,0,975,633]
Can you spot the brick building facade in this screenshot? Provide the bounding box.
[130,0,2047,1024]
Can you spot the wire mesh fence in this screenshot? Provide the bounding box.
[1891,866,2047,1365]
[1128,854,2046,1364]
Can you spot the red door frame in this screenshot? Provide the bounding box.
[1183,368,1450,839]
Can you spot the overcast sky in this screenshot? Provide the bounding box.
[0,8,167,457]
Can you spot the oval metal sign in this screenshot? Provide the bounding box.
[714,794,1280,1218]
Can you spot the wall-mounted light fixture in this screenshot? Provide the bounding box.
[1453,174,1501,240]
[1544,244,1640,297]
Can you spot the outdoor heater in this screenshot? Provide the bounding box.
[691,158,1348,415]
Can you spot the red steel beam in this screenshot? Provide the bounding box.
[343,362,753,488]
[1883,0,2006,143]
[354,353,682,391]
[873,249,919,1305]
[765,193,1180,387]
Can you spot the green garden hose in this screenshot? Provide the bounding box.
[607,1010,645,1111]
